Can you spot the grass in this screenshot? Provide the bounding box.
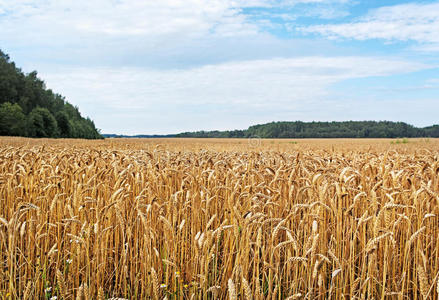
[0,137,438,299]
[392,138,409,144]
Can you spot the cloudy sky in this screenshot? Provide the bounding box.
[1,0,438,134]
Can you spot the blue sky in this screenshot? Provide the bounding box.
[1,0,438,134]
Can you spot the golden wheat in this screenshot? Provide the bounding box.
[0,137,438,299]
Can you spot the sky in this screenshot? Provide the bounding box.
[1,0,438,134]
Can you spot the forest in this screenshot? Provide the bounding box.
[0,50,102,139]
[176,121,439,138]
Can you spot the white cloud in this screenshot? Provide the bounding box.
[299,2,439,45]
[37,56,429,133]
[0,0,355,68]
[413,43,439,52]
[0,0,259,40]
[0,0,352,42]
[2,0,437,134]
[235,0,350,6]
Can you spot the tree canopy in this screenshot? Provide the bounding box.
[176,121,439,139]
[0,49,102,139]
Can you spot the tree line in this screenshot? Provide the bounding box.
[0,49,102,139]
[176,121,439,138]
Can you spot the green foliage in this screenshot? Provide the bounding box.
[394,138,409,144]
[0,49,102,139]
[27,107,59,138]
[0,102,26,136]
[55,111,72,138]
[177,121,439,139]
[422,125,439,138]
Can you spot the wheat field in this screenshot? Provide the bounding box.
[1,137,439,299]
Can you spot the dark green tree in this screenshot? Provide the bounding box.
[0,102,26,136]
[27,107,59,138]
[55,111,72,138]
[176,121,439,139]
[0,49,102,139]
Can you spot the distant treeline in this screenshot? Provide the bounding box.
[103,134,175,138]
[176,121,439,138]
[0,50,102,139]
